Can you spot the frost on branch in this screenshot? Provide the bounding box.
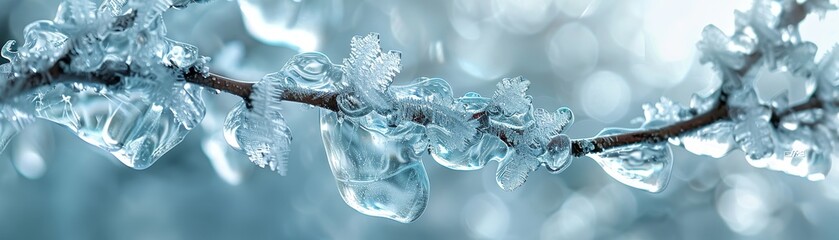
[0,0,209,169]
[598,0,839,191]
[223,75,293,175]
[223,33,574,221]
[337,33,401,115]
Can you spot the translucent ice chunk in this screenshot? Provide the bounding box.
[543,134,572,173]
[2,21,68,73]
[731,106,776,161]
[390,78,477,151]
[590,128,674,193]
[430,133,509,171]
[429,92,508,170]
[223,77,293,175]
[282,52,342,89]
[32,80,205,169]
[752,128,833,181]
[320,111,429,223]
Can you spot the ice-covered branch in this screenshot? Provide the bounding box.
[3,0,839,223]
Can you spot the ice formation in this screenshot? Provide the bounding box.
[1,0,838,224]
[0,0,209,169]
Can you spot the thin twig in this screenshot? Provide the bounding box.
[1,62,828,157]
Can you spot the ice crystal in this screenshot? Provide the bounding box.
[491,77,532,116]
[224,74,293,175]
[338,33,400,115]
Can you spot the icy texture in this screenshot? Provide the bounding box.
[640,97,691,126]
[491,77,532,116]
[337,33,400,115]
[0,0,210,169]
[429,92,507,170]
[320,111,429,223]
[391,78,478,151]
[729,92,776,162]
[590,128,673,193]
[223,75,293,175]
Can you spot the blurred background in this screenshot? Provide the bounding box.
[2,0,839,239]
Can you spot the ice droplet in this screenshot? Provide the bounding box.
[544,134,572,173]
[283,52,341,88]
[590,128,673,193]
[320,110,429,223]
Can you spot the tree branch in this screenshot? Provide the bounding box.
[1,59,830,158]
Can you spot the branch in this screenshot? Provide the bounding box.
[1,58,829,158]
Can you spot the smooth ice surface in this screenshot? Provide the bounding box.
[320,111,429,223]
[590,128,673,193]
[33,81,205,169]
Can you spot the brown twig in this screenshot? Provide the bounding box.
[1,62,828,157]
